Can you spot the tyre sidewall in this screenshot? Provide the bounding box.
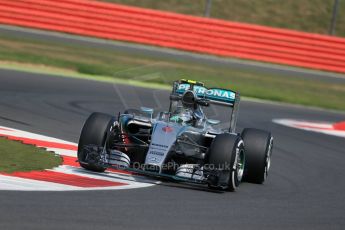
[242,128,273,184]
[207,133,244,191]
[78,112,115,172]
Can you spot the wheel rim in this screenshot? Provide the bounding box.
[236,148,245,182]
[264,137,273,180]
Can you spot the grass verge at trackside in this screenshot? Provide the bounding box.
[101,0,345,37]
[0,33,345,111]
[0,137,62,173]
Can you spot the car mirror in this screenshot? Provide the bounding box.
[140,107,154,114]
[207,119,220,125]
[197,99,209,107]
[140,107,154,120]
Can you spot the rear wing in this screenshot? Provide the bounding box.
[175,83,237,107]
[170,80,240,133]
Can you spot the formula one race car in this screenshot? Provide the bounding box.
[77,79,273,191]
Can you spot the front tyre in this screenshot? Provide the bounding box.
[78,112,115,172]
[241,128,273,184]
[207,134,245,191]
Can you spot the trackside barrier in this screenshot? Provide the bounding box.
[0,0,345,73]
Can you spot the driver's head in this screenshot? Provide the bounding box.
[179,107,194,123]
[170,90,198,124]
[170,106,193,123]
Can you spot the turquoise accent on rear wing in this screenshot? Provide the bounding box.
[170,80,240,133]
[176,83,236,106]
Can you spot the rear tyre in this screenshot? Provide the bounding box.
[241,128,273,184]
[78,112,115,172]
[207,133,245,191]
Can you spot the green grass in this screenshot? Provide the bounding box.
[1,33,345,111]
[0,137,62,173]
[101,0,345,37]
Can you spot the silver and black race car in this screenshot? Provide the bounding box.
[77,79,273,191]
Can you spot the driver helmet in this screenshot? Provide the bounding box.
[171,106,194,124]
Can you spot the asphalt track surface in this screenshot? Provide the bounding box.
[0,69,345,230]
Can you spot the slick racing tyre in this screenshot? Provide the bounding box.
[207,133,245,191]
[78,112,115,172]
[241,128,273,184]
